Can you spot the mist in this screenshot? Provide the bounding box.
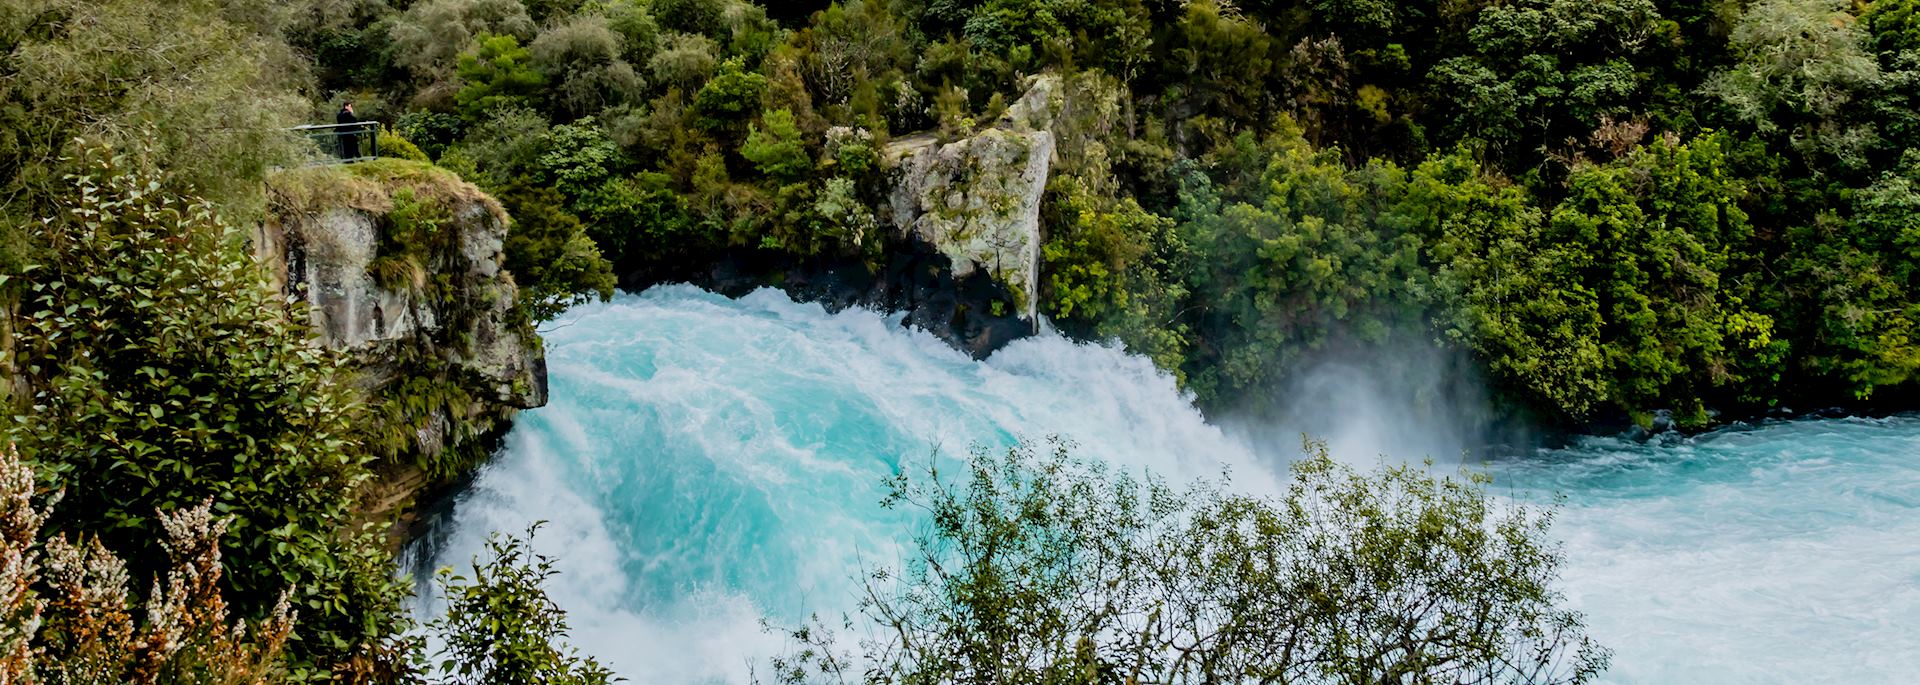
[1218,332,1524,468]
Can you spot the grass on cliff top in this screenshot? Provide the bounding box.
[267,158,506,226]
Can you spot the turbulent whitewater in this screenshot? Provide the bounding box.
[412,286,1920,684]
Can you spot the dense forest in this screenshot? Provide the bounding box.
[10,0,1920,426]
[1,0,1916,680]
[275,0,1920,430]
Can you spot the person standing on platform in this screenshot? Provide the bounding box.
[336,102,362,160]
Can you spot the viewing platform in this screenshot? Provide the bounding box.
[293,121,379,164]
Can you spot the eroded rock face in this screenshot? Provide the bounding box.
[884,75,1064,326]
[257,200,541,408]
[258,163,546,466]
[267,208,436,347]
[1004,73,1065,131]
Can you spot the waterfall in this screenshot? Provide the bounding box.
[411,285,1920,684]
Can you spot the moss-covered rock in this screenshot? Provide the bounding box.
[261,160,544,499]
[883,76,1060,325]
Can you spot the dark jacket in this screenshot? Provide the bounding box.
[336,108,362,159]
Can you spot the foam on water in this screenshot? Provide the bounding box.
[414,286,1920,684]
[1490,419,1920,683]
[411,286,1269,682]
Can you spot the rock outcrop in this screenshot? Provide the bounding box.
[260,160,544,537]
[882,74,1064,326]
[694,76,1067,356]
[261,162,543,413]
[260,202,545,411]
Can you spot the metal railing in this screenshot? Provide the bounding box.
[293,122,379,165]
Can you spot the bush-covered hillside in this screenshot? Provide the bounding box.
[263,0,1920,427]
[14,0,1903,679]
[7,0,1918,425]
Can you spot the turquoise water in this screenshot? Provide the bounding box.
[417,286,1920,684]
[1492,422,1920,683]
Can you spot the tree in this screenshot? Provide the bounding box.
[456,34,549,122]
[601,0,664,65]
[439,106,555,191]
[1176,130,1428,406]
[1703,0,1882,166]
[1862,0,1920,162]
[741,108,813,181]
[530,14,646,119]
[1544,134,1775,423]
[499,183,618,322]
[948,0,1152,78]
[1403,151,1609,419]
[1869,0,1920,56]
[652,0,726,37]
[771,438,1609,684]
[811,176,880,253]
[1157,0,1277,128]
[694,58,770,133]
[389,0,538,105]
[1042,179,1170,322]
[795,0,914,104]
[1780,151,1920,397]
[0,0,309,271]
[648,32,721,91]
[538,118,629,200]
[1427,0,1661,169]
[1707,0,1880,124]
[1039,175,1188,373]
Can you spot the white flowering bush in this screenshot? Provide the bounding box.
[0,445,294,684]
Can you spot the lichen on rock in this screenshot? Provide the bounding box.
[883,75,1063,325]
[1002,73,1066,132]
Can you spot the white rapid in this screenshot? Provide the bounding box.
[411,285,1920,684]
[408,285,1273,683]
[1490,420,1920,683]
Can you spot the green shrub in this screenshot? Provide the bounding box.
[0,0,308,271]
[378,126,433,163]
[9,146,408,670]
[531,13,646,118]
[499,182,618,321]
[428,524,614,685]
[740,108,812,180]
[773,438,1609,684]
[647,32,720,90]
[456,34,548,122]
[389,0,537,94]
[396,111,467,160]
[693,58,768,132]
[0,446,301,683]
[651,0,725,36]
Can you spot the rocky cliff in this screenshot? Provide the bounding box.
[261,160,544,534]
[883,74,1064,327]
[697,76,1067,356]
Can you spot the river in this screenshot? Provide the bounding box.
[409,286,1920,684]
